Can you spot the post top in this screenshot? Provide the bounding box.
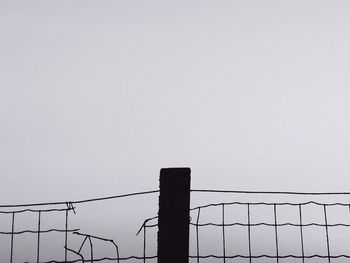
[160,167,191,176]
[160,167,191,171]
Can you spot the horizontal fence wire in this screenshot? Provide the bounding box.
[23,256,159,263]
[0,190,159,208]
[191,189,350,195]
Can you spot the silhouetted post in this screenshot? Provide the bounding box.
[158,168,191,263]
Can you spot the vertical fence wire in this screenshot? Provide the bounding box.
[222,204,226,263]
[196,208,201,263]
[143,224,146,263]
[10,212,15,263]
[324,205,331,263]
[298,204,305,263]
[88,236,93,263]
[247,203,252,263]
[273,204,279,263]
[111,240,120,263]
[65,209,68,263]
[36,211,41,263]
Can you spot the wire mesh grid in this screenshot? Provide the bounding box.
[3,190,350,263]
[188,199,350,263]
[0,204,79,263]
[0,191,159,263]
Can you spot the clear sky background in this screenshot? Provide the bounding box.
[1,1,350,262]
[1,0,350,204]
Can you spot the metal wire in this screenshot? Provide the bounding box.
[189,198,350,262]
[4,189,350,263]
[0,190,159,263]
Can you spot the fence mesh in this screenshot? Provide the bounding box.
[0,191,159,263]
[0,205,78,263]
[3,189,350,262]
[188,195,350,263]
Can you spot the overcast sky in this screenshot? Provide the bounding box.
[2,1,350,262]
[1,0,350,205]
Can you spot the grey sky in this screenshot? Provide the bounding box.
[2,1,350,262]
[1,0,350,204]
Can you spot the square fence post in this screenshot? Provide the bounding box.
[157,167,191,263]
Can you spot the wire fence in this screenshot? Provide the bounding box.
[188,190,350,263]
[0,191,159,263]
[0,205,78,263]
[189,201,350,263]
[3,189,350,262]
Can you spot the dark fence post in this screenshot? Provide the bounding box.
[158,167,191,263]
